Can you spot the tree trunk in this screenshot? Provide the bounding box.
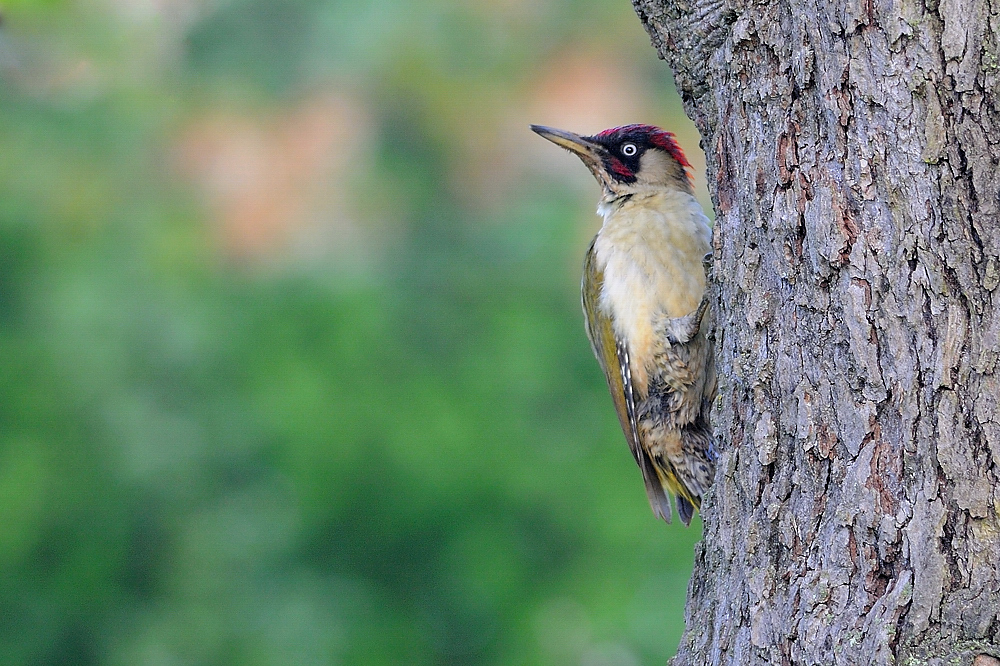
[631,1,1000,664]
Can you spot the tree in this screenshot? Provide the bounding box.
[631,1,1000,663]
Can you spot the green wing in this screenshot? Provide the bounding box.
[581,240,674,522]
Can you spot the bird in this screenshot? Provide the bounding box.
[531,123,716,525]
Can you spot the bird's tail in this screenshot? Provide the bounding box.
[652,424,716,526]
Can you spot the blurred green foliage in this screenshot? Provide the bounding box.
[0,0,705,663]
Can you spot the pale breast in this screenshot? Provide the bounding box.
[593,192,711,391]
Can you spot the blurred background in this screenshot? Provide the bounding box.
[0,0,712,662]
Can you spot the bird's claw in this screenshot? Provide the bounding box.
[701,251,714,277]
[660,297,710,346]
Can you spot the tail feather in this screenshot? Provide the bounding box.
[676,496,695,526]
[648,424,715,525]
[639,453,673,523]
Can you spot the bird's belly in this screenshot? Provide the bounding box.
[596,240,706,394]
[603,271,687,391]
[593,194,710,394]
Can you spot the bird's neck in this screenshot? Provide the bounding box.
[595,190,711,287]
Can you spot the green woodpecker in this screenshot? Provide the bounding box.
[531,123,716,525]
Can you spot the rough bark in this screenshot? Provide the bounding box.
[631,0,1000,664]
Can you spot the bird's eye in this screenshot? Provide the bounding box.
[621,143,638,156]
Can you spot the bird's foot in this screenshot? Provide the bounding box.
[659,297,710,346]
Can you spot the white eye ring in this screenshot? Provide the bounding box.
[621,143,638,156]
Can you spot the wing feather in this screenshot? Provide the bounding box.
[582,240,673,522]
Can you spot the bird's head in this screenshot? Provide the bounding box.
[530,124,692,198]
